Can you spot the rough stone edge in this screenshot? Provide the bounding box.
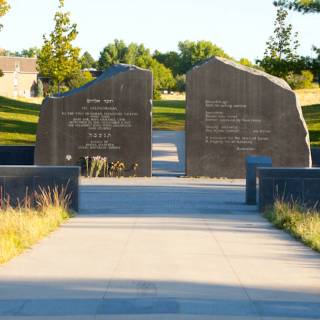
[188,56,292,90]
[188,56,312,167]
[49,64,151,99]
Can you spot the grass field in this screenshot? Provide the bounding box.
[153,99,185,131]
[0,96,39,145]
[0,93,320,145]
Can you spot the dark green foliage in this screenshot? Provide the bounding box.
[175,74,186,92]
[98,40,175,98]
[153,50,181,76]
[177,40,231,75]
[80,51,96,69]
[0,69,3,77]
[66,70,93,90]
[36,79,44,97]
[274,0,320,13]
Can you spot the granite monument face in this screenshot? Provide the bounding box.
[186,57,311,178]
[35,64,153,177]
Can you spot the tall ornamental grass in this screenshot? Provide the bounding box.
[0,186,72,264]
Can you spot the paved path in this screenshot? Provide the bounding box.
[1,178,320,319]
[152,131,185,176]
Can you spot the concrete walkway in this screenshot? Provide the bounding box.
[152,131,185,176]
[0,177,320,319]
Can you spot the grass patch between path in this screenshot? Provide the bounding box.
[0,187,73,265]
[153,100,185,131]
[264,201,320,252]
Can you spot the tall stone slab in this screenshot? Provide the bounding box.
[35,64,152,177]
[186,57,311,178]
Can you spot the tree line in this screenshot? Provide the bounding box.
[0,0,319,97]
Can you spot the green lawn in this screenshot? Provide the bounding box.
[0,96,319,146]
[0,96,40,145]
[302,104,320,147]
[153,100,185,131]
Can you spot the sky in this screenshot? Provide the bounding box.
[0,0,319,62]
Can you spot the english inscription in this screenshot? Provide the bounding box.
[186,57,311,178]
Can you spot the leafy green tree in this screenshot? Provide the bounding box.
[175,74,186,92]
[67,70,94,89]
[98,40,175,98]
[0,0,10,30]
[98,39,128,70]
[257,7,300,78]
[80,51,96,69]
[274,0,320,13]
[37,0,80,94]
[153,50,181,76]
[21,47,39,58]
[178,40,231,74]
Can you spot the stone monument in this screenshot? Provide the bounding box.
[35,64,153,177]
[186,57,311,178]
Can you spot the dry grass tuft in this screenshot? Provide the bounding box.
[0,186,72,265]
[264,201,320,252]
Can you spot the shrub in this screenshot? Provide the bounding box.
[286,70,315,89]
[175,74,186,92]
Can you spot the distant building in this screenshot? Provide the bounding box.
[0,56,38,98]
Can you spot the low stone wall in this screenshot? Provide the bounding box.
[258,168,320,212]
[0,166,80,211]
[0,146,34,165]
[311,148,320,167]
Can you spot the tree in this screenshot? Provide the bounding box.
[274,0,320,13]
[80,51,96,69]
[98,40,175,98]
[21,47,39,58]
[37,0,80,94]
[257,7,300,78]
[67,70,93,89]
[0,0,10,30]
[153,50,181,76]
[178,40,231,74]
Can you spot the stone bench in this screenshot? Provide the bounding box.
[0,166,80,212]
[246,156,272,205]
[258,168,320,212]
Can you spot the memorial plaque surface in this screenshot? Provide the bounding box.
[186,57,311,178]
[35,64,152,177]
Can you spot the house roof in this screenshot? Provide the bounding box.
[0,56,37,73]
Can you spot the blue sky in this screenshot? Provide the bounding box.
[1,0,319,62]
